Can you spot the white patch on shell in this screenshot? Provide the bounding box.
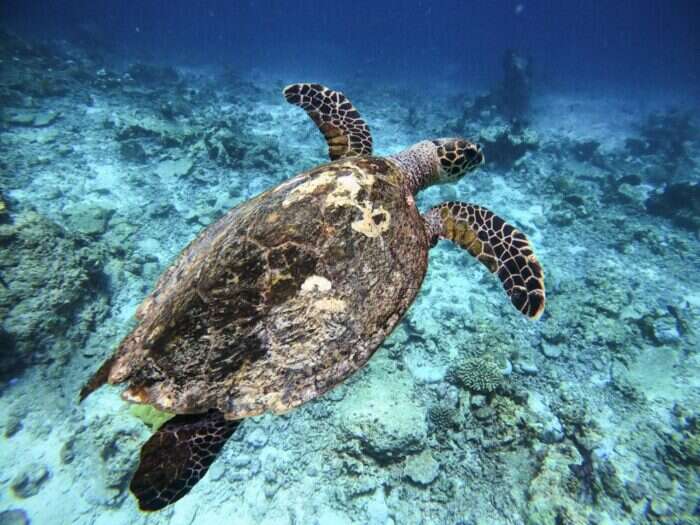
[351,206,391,238]
[300,275,332,293]
[324,171,391,239]
[282,172,335,208]
[315,298,346,312]
[281,168,391,239]
[324,171,375,208]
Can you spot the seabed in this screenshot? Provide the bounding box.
[0,31,699,525]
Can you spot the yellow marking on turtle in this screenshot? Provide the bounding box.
[351,206,391,238]
[301,275,332,293]
[315,297,347,312]
[324,171,375,208]
[282,172,336,208]
[322,170,392,239]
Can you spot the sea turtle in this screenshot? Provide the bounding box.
[81,83,545,511]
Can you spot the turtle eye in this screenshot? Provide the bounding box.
[476,143,483,151]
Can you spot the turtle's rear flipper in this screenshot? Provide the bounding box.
[425,202,545,319]
[130,410,240,511]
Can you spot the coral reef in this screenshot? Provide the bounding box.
[646,181,700,232]
[526,443,592,525]
[626,110,696,180]
[477,121,539,169]
[427,404,455,431]
[0,211,109,377]
[449,357,503,393]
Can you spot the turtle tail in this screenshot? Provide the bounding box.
[78,355,116,402]
[130,410,240,511]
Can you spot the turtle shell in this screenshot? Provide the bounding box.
[107,156,429,419]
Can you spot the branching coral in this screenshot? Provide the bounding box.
[428,405,455,430]
[450,357,503,393]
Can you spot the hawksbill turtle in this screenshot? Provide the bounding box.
[81,83,545,510]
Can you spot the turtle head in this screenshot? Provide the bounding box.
[431,138,484,183]
[390,138,484,194]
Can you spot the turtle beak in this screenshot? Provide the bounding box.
[469,143,485,169]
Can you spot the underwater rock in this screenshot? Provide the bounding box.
[646,182,700,231]
[337,373,426,463]
[427,404,456,431]
[526,444,591,525]
[366,488,391,525]
[663,406,700,467]
[69,415,147,506]
[626,109,696,178]
[478,122,538,169]
[450,357,503,393]
[540,341,562,359]
[159,99,192,120]
[638,309,682,346]
[204,128,248,167]
[119,140,148,163]
[10,463,50,498]
[470,394,486,408]
[570,139,603,164]
[609,361,643,401]
[651,315,681,345]
[2,110,60,127]
[4,411,23,437]
[0,211,109,376]
[404,449,440,486]
[0,509,29,525]
[514,360,539,375]
[155,157,194,179]
[526,392,564,444]
[246,427,269,449]
[126,62,180,85]
[114,122,161,141]
[616,182,649,209]
[62,203,114,237]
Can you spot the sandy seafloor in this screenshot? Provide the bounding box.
[0,33,699,525]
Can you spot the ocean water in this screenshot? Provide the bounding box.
[1,1,699,524]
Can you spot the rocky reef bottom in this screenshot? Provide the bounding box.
[0,33,699,525]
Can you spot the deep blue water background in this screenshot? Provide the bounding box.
[3,0,699,93]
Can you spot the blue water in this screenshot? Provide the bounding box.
[0,1,699,524]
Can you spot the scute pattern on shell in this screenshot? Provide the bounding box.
[107,157,429,419]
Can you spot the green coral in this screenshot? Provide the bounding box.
[450,357,503,393]
[129,404,174,430]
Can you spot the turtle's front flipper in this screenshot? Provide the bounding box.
[130,410,240,511]
[283,83,373,160]
[425,202,545,319]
